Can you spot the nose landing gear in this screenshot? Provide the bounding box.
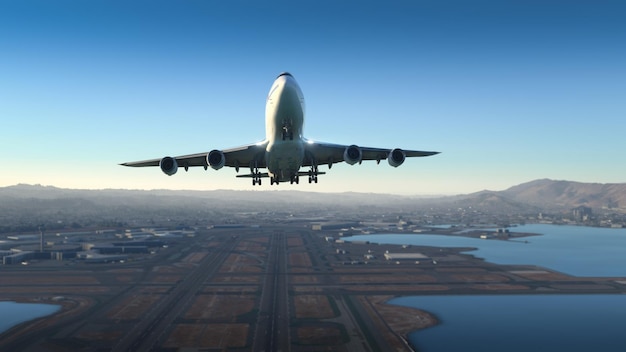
[281,119,294,140]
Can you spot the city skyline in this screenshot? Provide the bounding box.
[2,1,625,195]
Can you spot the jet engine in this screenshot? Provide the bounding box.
[159,156,178,176]
[343,145,362,165]
[387,148,406,167]
[207,150,226,170]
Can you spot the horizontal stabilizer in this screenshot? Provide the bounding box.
[236,172,270,178]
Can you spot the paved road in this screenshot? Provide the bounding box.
[112,237,238,352]
[252,231,290,352]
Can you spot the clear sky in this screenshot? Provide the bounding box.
[1,0,625,195]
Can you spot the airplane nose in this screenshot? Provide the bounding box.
[277,72,293,79]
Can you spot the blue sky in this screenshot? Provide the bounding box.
[1,0,625,195]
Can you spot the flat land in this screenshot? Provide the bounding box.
[1,225,625,351]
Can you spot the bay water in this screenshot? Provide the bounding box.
[347,224,626,351]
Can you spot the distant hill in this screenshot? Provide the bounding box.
[500,179,626,210]
[2,179,626,226]
[0,184,432,222]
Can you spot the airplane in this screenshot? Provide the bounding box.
[121,72,439,185]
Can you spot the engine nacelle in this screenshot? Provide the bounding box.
[343,145,362,165]
[206,149,225,170]
[159,156,178,176]
[388,148,406,167]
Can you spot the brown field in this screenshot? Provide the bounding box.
[219,253,263,273]
[212,275,261,283]
[290,267,315,273]
[346,285,450,292]
[289,252,312,267]
[471,284,530,290]
[291,275,320,284]
[137,286,170,294]
[182,251,208,263]
[107,294,162,320]
[293,286,324,293]
[164,323,249,349]
[362,295,437,336]
[339,274,438,284]
[114,275,133,283]
[296,326,344,346]
[249,236,269,243]
[510,270,575,281]
[75,327,123,342]
[1,275,100,285]
[333,267,427,273]
[294,295,335,319]
[449,273,510,282]
[148,275,182,284]
[200,286,259,294]
[185,295,255,321]
[551,284,617,290]
[0,286,110,294]
[106,268,144,273]
[236,238,268,252]
[224,253,261,265]
[152,265,186,273]
[435,267,486,273]
[287,237,304,247]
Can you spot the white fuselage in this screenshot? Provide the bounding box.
[264,73,306,182]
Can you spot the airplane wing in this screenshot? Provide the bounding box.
[302,140,439,168]
[121,141,268,171]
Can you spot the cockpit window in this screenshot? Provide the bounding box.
[277,72,293,79]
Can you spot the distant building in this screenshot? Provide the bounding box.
[383,253,429,261]
[311,222,359,231]
[572,206,592,222]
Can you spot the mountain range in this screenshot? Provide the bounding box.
[2,179,626,218]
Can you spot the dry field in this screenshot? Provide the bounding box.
[294,295,335,319]
[291,275,320,284]
[449,273,511,282]
[181,251,208,263]
[1,274,100,285]
[287,237,304,247]
[184,294,255,321]
[0,286,110,294]
[295,326,344,346]
[289,252,312,267]
[152,265,186,273]
[147,274,182,284]
[200,286,259,294]
[106,293,162,320]
[164,323,249,349]
[219,253,263,273]
[338,274,438,284]
[346,285,450,292]
[212,275,261,284]
[360,295,437,339]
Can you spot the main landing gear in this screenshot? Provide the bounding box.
[308,166,319,183]
[251,164,262,186]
